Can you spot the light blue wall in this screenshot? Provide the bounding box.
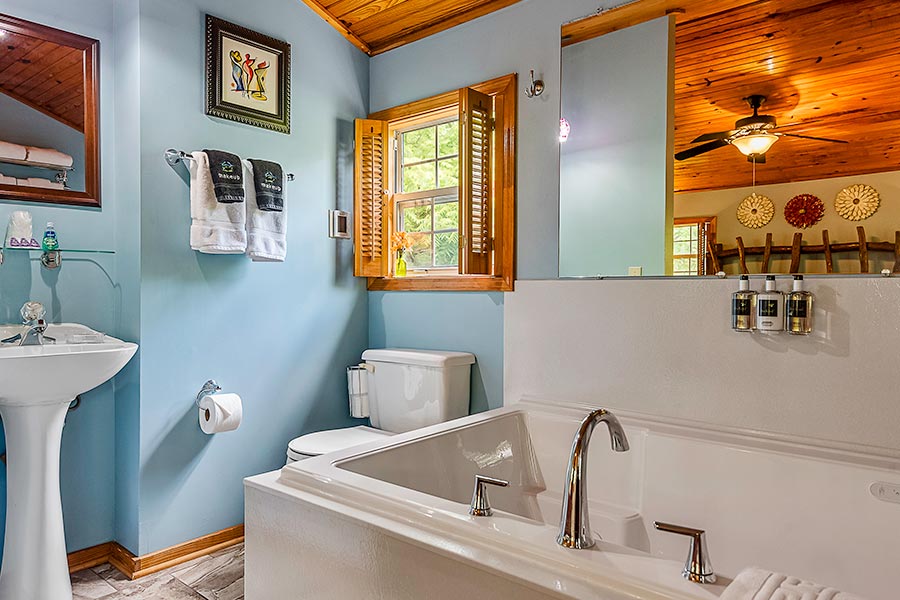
[0,94,86,191]
[559,17,673,277]
[134,0,369,554]
[0,0,127,561]
[367,0,626,411]
[368,292,504,412]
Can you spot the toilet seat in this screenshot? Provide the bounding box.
[286,426,393,462]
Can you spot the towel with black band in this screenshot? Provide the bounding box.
[247,159,284,211]
[203,149,245,203]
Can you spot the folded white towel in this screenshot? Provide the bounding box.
[0,173,16,186]
[16,177,64,190]
[189,151,247,254]
[0,140,27,161]
[242,159,286,262]
[721,568,867,600]
[25,146,74,168]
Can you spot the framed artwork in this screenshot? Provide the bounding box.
[205,15,291,133]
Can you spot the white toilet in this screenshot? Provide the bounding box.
[285,348,476,463]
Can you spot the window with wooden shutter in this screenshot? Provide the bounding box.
[353,73,516,292]
[354,119,389,277]
[459,88,493,275]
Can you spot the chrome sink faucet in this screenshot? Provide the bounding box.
[1,301,55,346]
[557,408,629,549]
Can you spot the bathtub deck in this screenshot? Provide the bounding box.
[70,543,244,600]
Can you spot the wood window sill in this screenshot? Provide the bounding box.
[367,275,513,292]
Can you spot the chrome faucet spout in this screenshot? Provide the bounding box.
[557,408,629,549]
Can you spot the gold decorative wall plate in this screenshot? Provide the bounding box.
[835,184,879,221]
[737,192,774,229]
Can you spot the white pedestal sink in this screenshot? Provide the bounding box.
[0,324,137,600]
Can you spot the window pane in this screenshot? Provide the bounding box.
[673,225,694,242]
[434,232,459,266]
[673,257,693,272]
[673,241,693,255]
[406,232,432,268]
[402,163,437,193]
[437,121,459,157]
[402,127,436,163]
[434,201,459,230]
[438,157,459,188]
[401,203,432,233]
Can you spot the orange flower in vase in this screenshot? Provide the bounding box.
[391,231,414,276]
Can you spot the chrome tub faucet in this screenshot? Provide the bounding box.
[557,408,629,549]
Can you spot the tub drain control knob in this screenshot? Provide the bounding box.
[654,521,717,584]
[468,474,509,517]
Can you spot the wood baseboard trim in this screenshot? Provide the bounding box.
[67,524,244,580]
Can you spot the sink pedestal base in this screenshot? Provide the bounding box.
[0,400,74,600]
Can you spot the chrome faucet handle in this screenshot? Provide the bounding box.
[654,521,717,584]
[20,301,46,324]
[468,474,509,517]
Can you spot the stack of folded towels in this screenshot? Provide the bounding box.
[188,149,287,261]
[722,568,867,600]
[0,140,73,190]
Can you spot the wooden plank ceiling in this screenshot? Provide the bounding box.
[673,0,900,193]
[300,0,523,55]
[0,29,84,131]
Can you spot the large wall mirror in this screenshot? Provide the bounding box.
[559,0,900,277]
[0,14,100,207]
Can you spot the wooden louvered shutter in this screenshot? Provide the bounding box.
[459,88,493,275]
[354,119,389,277]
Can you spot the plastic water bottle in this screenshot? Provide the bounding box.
[41,222,59,251]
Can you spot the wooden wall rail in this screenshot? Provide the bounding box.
[707,227,900,274]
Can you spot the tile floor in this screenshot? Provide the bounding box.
[71,543,244,600]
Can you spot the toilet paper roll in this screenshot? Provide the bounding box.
[198,392,242,434]
[347,365,370,418]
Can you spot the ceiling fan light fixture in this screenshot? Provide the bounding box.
[731,133,778,156]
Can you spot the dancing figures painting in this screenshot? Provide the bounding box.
[205,15,291,133]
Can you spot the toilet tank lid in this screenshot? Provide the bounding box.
[362,348,475,367]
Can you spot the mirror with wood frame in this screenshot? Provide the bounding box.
[0,14,99,207]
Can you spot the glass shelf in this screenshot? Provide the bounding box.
[1,247,115,255]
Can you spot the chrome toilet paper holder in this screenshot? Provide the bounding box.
[196,380,222,407]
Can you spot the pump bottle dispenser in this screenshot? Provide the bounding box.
[732,275,757,331]
[786,275,814,335]
[756,275,784,333]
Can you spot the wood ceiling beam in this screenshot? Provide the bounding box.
[298,0,373,54]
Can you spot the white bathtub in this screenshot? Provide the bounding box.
[244,400,899,599]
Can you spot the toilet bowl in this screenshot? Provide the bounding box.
[285,348,475,464]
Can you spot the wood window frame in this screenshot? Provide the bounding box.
[673,216,717,276]
[365,73,516,292]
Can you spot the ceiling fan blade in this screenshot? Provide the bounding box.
[777,132,848,144]
[691,130,735,144]
[674,139,729,161]
[747,153,766,164]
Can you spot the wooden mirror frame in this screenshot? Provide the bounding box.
[0,14,100,207]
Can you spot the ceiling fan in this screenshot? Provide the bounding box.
[675,95,848,163]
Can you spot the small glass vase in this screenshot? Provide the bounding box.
[395,253,407,277]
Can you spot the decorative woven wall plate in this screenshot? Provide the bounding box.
[784,193,825,229]
[737,193,775,229]
[835,184,879,221]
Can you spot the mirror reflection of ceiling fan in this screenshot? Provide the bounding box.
[674,94,848,163]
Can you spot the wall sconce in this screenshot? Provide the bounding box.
[525,70,544,98]
[559,118,571,143]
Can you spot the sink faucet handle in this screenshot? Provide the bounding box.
[654,521,717,584]
[20,301,45,324]
[468,474,509,517]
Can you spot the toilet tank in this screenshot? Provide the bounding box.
[361,349,475,433]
